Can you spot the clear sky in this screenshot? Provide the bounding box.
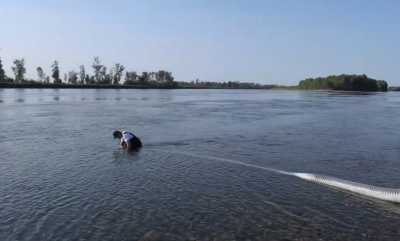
[0,0,399,85]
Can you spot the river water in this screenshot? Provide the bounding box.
[1,89,400,241]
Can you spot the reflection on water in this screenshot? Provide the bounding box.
[112,150,142,164]
[1,89,400,241]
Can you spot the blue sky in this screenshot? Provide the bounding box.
[0,0,399,84]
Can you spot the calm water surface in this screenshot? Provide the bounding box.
[1,89,400,241]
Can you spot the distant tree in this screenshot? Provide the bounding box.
[45,76,50,83]
[68,71,78,84]
[125,71,138,84]
[101,67,113,84]
[64,73,68,83]
[104,73,112,84]
[51,61,61,83]
[92,57,103,83]
[298,74,388,92]
[155,70,174,83]
[377,80,388,92]
[156,70,167,82]
[109,69,114,83]
[112,63,125,85]
[0,57,5,82]
[36,67,45,82]
[11,59,26,83]
[79,65,86,84]
[84,74,90,85]
[99,66,108,84]
[139,72,149,84]
[165,71,174,82]
[89,75,96,84]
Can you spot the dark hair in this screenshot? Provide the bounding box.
[113,130,122,139]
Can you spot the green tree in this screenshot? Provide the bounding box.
[139,72,149,84]
[68,71,78,84]
[92,57,103,83]
[165,71,174,82]
[112,63,125,85]
[125,71,138,84]
[36,67,45,82]
[12,59,26,83]
[79,65,86,84]
[100,66,107,83]
[156,70,167,82]
[298,74,388,92]
[85,74,90,85]
[0,57,5,82]
[51,61,61,83]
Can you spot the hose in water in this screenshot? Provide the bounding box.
[149,148,400,203]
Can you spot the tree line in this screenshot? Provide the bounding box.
[0,56,272,89]
[177,79,275,89]
[0,56,175,86]
[298,74,388,92]
[1,56,389,91]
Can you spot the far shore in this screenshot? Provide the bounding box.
[1,82,398,91]
[0,83,276,90]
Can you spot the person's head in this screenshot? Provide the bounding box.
[113,130,123,139]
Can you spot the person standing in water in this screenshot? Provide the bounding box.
[113,130,142,151]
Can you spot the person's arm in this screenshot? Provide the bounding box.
[121,141,128,149]
[120,137,126,149]
[125,140,131,150]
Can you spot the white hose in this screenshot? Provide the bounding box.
[293,172,400,203]
[149,148,400,203]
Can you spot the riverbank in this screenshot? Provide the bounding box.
[0,83,168,89]
[0,82,276,90]
[1,82,395,91]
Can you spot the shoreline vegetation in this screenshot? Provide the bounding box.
[0,56,390,91]
[0,82,275,89]
[298,74,388,92]
[0,56,274,89]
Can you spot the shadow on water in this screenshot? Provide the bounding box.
[357,195,400,215]
[299,90,381,98]
[324,90,380,97]
[145,141,191,147]
[112,149,142,164]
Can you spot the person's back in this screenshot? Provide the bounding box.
[113,130,142,151]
